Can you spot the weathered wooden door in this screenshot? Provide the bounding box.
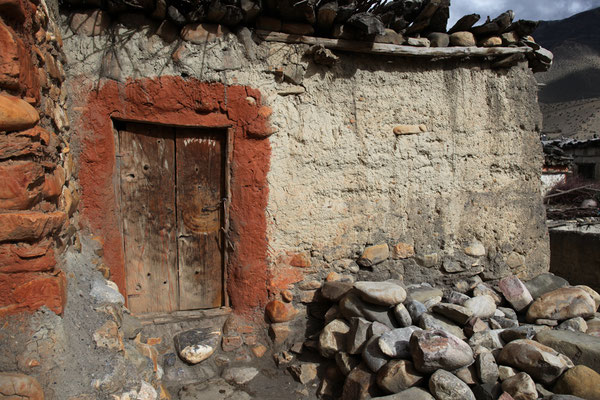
[118,122,225,314]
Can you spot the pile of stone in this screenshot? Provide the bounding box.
[287,273,600,399]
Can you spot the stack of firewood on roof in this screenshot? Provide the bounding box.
[62,0,553,70]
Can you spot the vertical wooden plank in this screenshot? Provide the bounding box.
[176,128,225,309]
[120,123,178,313]
[223,128,233,308]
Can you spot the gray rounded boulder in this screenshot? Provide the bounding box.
[429,369,476,400]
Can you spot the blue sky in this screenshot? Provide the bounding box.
[449,0,600,25]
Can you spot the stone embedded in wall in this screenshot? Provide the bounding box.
[44,51,65,82]
[181,23,229,44]
[0,372,44,400]
[0,130,44,160]
[222,335,243,352]
[0,20,23,90]
[0,94,40,132]
[464,240,486,257]
[93,320,125,351]
[100,50,122,81]
[52,106,70,130]
[0,240,56,273]
[252,344,267,358]
[1,270,67,316]
[280,289,293,302]
[0,161,45,210]
[222,367,259,385]
[392,242,415,259]
[69,9,111,36]
[90,278,125,305]
[393,124,427,135]
[357,244,389,267]
[308,44,340,66]
[417,253,440,268]
[269,322,291,346]
[0,211,66,242]
[174,328,222,364]
[0,20,37,101]
[265,299,298,323]
[42,165,66,200]
[287,251,310,268]
[505,252,525,270]
[60,186,75,216]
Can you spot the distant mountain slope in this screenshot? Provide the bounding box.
[540,99,600,140]
[535,7,600,52]
[534,7,600,139]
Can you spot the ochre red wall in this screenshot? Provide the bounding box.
[74,76,272,315]
[0,0,68,317]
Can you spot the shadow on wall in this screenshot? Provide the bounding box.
[64,11,188,80]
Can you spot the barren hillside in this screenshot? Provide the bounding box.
[535,7,600,139]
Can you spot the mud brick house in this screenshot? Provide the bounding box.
[0,0,555,398]
[556,138,600,181]
[541,141,573,194]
